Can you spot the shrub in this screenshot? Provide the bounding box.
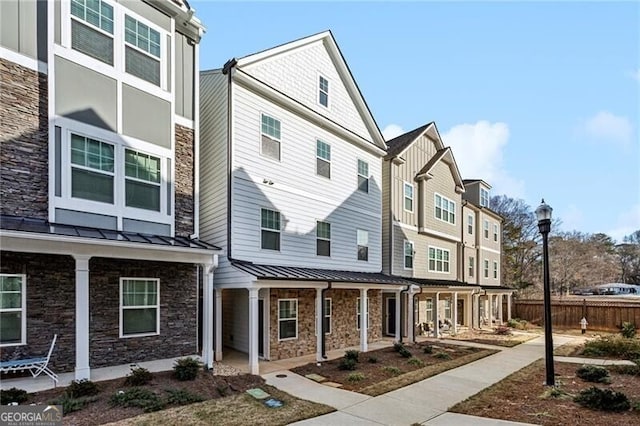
[494,326,511,335]
[574,387,630,412]
[338,358,357,371]
[367,356,378,363]
[576,365,610,383]
[398,347,412,358]
[0,388,28,405]
[50,394,98,414]
[608,364,640,376]
[423,345,433,354]
[344,350,360,362]
[125,366,153,386]
[507,318,519,328]
[165,388,204,405]
[216,384,230,397]
[173,357,203,381]
[382,366,402,376]
[66,379,99,398]
[582,336,640,360]
[110,387,165,412]
[408,357,424,367]
[393,342,405,352]
[434,352,452,360]
[621,322,637,339]
[346,372,365,382]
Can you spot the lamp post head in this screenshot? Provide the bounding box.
[536,199,552,234]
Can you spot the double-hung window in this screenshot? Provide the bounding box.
[261,114,281,161]
[261,208,280,250]
[435,193,456,224]
[467,214,474,234]
[357,159,369,193]
[444,298,452,321]
[356,297,369,330]
[318,75,329,107]
[480,188,490,207]
[323,299,332,334]
[70,0,114,65]
[493,261,499,279]
[493,224,499,242]
[404,182,414,212]
[316,221,331,257]
[120,278,159,337]
[468,257,475,277]
[278,299,297,340]
[357,229,369,261]
[428,247,450,273]
[125,149,161,211]
[316,140,331,179]
[70,133,115,204]
[484,260,489,278]
[124,15,162,86]
[484,220,489,239]
[0,274,26,346]
[404,240,414,269]
[425,298,433,323]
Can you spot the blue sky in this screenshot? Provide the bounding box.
[191,1,639,242]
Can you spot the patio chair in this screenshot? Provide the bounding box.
[0,334,58,383]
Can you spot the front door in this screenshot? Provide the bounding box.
[386,297,396,336]
[457,299,464,326]
[258,299,264,357]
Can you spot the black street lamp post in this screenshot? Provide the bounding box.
[535,199,555,386]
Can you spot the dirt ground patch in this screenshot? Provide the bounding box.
[445,328,539,347]
[450,360,640,426]
[291,341,497,395]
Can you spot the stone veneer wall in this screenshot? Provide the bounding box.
[0,58,49,219]
[268,288,383,360]
[0,252,76,372]
[89,258,198,368]
[174,124,194,236]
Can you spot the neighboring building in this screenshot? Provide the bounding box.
[200,31,411,374]
[0,0,221,381]
[382,123,512,339]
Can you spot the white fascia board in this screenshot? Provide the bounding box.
[235,31,331,68]
[330,282,407,291]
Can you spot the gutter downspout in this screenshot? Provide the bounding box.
[399,285,410,343]
[222,59,237,258]
[192,40,201,238]
[321,282,332,359]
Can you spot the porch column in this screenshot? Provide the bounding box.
[488,294,495,326]
[74,255,91,380]
[214,288,223,361]
[452,292,458,333]
[472,293,479,328]
[507,294,512,321]
[315,288,323,362]
[202,263,214,369]
[498,294,504,324]
[466,293,473,328]
[248,287,260,374]
[360,288,368,352]
[434,292,440,338]
[395,290,402,342]
[408,289,415,342]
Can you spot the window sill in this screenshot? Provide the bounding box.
[120,332,159,339]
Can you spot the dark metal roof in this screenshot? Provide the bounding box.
[481,285,515,291]
[384,122,433,159]
[231,260,413,286]
[406,277,481,288]
[0,215,221,251]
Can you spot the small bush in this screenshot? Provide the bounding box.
[110,387,165,412]
[574,387,630,412]
[621,322,637,339]
[494,326,511,335]
[609,364,640,376]
[576,365,610,383]
[216,384,230,397]
[423,345,433,354]
[434,352,452,360]
[125,366,153,386]
[344,350,360,362]
[408,357,424,367]
[367,356,378,363]
[383,366,402,376]
[66,379,99,398]
[507,318,519,328]
[582,336,640,360]
[173,357,203,381]
[0,388,28,405]
[393,342,405,352]
[338,358,357,371]
[165,388,204,405]
[346,372,365,382]
[50,394,98,414]
[398,347,412,358]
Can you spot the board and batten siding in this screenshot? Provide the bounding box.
[243,41,370,142]
[229,84,382,271]
[422,161,461,238]
[381,161,392,274]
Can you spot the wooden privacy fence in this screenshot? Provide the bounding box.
[513,299,640,332]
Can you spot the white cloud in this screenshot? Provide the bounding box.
[382,124,405,140]
[578,111,633,146]
[606,203,640,243]
[441,121,525,198]
[559,204,585,231]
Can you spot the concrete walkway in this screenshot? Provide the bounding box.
[264,335,576,426]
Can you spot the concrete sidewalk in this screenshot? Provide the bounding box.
[264,335,575,426]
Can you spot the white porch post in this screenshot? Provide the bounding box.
[434,292,440,338]
[498,294,504,324]
[489,294,495,326]
[453,292,458,333]
[74,255,91,380]
[507,294,512,321]
[214,288,223,361]
[248,287,260,374]
[315,288,323,361]
[360,288,368,352]
[466,293,473,328]
[395,290,402,342]
[408,289,415,342]
[202,263,214,369]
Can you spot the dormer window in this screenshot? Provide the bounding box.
[318,75,329,108]
[480,188,490,207]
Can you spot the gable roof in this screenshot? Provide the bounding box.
[231,31,386,151]
[415,147,465,193]
[463,179,492,189]
[384,121,444,160]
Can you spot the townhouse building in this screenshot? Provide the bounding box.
[199,31,411,374]
[0,0,221,381]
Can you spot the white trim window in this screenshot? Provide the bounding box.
[404,182,414,212]
[493,224,499,242]
[484,220,489,239]
[0,274,26,346]
[484,259,489,278]
[428,246,450,273]
[120,278,159,337]
[261,208,281,251]
[278,299,297,340]
[316,221,331,257]
[468,257,475,277]
[124,14,162,86]
[70,0,114,65]
[480,188,490,207]
[404,240,414,269]
[260,114,281,161]
[493,261,499,279]
[435,193,456,224]
[357,159,369,193]
[70,133,115,204]
[356,297,370,330]
[125,149,161,211]
[425,298,433,323]
[316,140,331,179]
[323,298,332,334]
[318,74,330,108]
[357,229,369,261]
[467,214,474,234]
